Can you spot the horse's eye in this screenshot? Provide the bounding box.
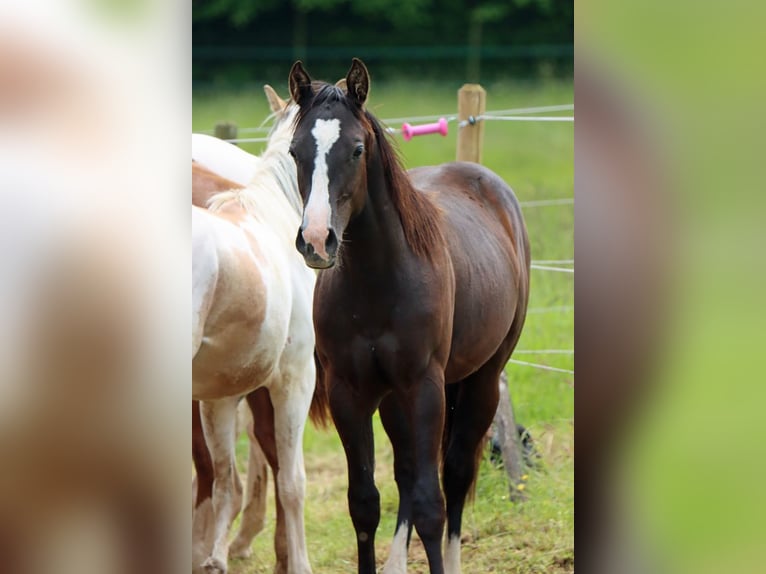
[288,147,296,158]
[352,145,364,159]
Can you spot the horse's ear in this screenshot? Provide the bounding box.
[288,61,313,106]
[345,58,369,107]
[335,78,347,93]
[263,84,287,114]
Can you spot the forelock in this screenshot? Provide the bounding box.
[294,82,361,129]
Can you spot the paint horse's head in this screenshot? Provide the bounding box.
[288,58,371,269]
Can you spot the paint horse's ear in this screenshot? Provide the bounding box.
[288,61,313,107]
[263,84,288,114]
[335,78,348,92]
[345,58,369,108]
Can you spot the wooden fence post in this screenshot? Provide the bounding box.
[214,122,238,145]
[495,371,527,502]
[456,84,486,163]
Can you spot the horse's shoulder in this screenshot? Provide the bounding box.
[193,206,258,267]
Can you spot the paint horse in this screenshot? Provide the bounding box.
[192,132,262,188]
[288,59,530,574]
[192,87,325,574]
[191,162,270,570]
[191,90,280,570]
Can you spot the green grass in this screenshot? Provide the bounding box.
[194,79,573,573]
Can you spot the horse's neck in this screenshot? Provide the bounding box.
[342,149,410,273]
[210,146,300,243]
[258,107,302,216]
[253,147,301,216]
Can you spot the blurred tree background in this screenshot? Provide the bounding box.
[192,0,572,88]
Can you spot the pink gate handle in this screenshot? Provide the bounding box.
[401,117,449,141]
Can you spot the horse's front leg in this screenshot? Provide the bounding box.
[330,379,381,574]
[193,400,216,571]
[380,394,416,574]
[199,397,241,574]
[410,367,447,574]
[229,403,269,559]
[270,369,314,574]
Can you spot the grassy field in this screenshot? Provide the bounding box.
[193,80,573,573]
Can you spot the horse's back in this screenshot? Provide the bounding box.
[409,162,530,382]
[192,161,243,208]
[409,162,525,243]
[192,133,262,187]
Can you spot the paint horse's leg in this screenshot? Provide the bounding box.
[441,360,504,574]
[270,370,314,574]
[193,402,214,508]
[329,380,381,574]
[230,398,269,559]
[199,397,241,574]
[244,388,290,574]
[192,400,216,571]
[380,394,415,574]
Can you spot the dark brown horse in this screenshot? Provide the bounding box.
[287,59,530,574]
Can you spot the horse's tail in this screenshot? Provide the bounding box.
[308,351,332,428]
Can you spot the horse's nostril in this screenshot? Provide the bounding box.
[295,228,312,255]
[326,228,339,254]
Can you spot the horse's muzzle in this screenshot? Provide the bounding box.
[295,227,338,269]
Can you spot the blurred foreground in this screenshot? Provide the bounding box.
[577,2,766,573]
[0,2,188,572]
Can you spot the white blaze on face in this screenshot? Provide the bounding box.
[302,117,341,259]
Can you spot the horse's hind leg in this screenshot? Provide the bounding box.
[379,394,415,574]
[199,397,240,574]
[441,361,504,574]
[230,396,269,559]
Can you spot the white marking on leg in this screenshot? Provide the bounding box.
[192,498,215,571]
[271,379,314,573]
[302,118,340,259]
[444,534,462,574]
[383,521,409,574]
[230,412,268,559]
[199,398,239,574]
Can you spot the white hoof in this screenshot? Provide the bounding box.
[202,556,227,574]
